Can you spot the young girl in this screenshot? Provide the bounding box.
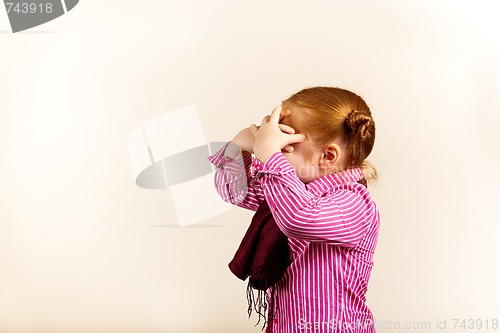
[208,87,380,333]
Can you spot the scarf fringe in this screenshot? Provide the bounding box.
[246,282,278,332]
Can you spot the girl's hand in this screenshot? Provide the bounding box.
[230,108,296,155]
[251,106,305,163]
[230,127,255,154]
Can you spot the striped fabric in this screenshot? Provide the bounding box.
[208,143,380,333]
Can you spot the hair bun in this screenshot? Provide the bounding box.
[345,110,372,139]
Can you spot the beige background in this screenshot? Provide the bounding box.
[1,1,499,332]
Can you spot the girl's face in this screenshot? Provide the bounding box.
[282,140,323,183]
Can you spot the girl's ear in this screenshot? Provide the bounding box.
[319,144,342,169]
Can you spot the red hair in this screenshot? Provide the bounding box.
[282,86,377,181]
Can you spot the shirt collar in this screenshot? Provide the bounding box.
[305,167,365,196]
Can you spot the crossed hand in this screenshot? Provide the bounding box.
[250,106,305,163]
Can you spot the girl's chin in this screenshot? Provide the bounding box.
[296,173,319,184]
[294,168,318,181]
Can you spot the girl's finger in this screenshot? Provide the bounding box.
[283,145,294,153]
[279,124,295,134]
[279,108,292,121]
[249,124,259,136]
[268,105,282,124]
[261,115,270,125]
[285,133,306,145]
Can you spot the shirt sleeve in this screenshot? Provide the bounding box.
[207,142,265,211]
[255,151,375,247]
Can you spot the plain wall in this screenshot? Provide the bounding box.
[1,1,499,332]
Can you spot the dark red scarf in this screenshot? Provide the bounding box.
[228,199,290,329]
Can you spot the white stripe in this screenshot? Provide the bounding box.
[60,0,68,13]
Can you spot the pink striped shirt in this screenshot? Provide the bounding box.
[208,143,380,333]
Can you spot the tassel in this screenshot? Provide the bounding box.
[246,282,270,331]
[246,282,280,332]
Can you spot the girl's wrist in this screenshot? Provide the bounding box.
[230,138,252,153]
[225,142,251,160]
[255,146,280,164]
